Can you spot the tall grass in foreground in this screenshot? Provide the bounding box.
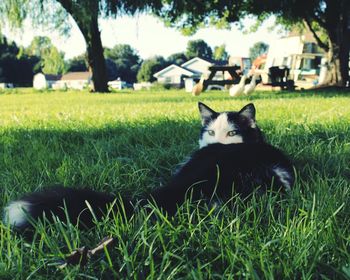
[0,89,349,279]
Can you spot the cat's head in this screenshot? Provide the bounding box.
[198,102,264,148]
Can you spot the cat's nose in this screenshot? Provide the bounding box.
[216,136,226,143]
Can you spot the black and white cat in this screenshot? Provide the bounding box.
[198,102,263,148]
[3,103,294,230]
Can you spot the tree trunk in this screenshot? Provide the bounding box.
[304,2,350,87]
[326,31,349,86]
[339,13,350,87]
[323,3,350,87]
[58,1,109,92]
[324,40,342,86]
[84,16,109,92]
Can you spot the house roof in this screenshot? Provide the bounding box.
[60,72,91,81]
[41,71,91,81]
[181,57,212,68]
[180,57,227,68]
[153,64,195,78]
[153,57,228,79]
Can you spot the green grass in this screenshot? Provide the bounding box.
[0,88,349,279]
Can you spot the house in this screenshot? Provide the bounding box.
[133,82,152,90]
[33,72,92,90]
[108,79,132,90]
[55,72,92,90]
[153,64,195,87]
[33,73,61,90]
[260,32,327,88]
[0,83,14,89]
[228,57,252,73]
[180,57,213,77]
[153,57,225,88]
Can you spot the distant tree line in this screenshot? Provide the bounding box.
[0,35,233,86]
[0,37,39,86]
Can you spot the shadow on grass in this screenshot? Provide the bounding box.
[240,89,350,101]
[0,118,349,207]
[0,118,349,279]
[0,120,199,205]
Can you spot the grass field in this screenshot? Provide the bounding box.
[0,88,349,279]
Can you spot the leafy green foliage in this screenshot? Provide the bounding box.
[66,54,88,72]
[137,56,168,82]
[249,41,269,61]
[0,89,349,278]
[213,44,229,61]
[26,36,67,75]
[104,44,140,82]
[167,52,187,65]
[186,39,212,60]
[0,37,39,85]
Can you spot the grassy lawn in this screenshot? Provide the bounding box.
[0,88,349,279]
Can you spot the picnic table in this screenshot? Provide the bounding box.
[266,66,295,90]
[202,65,241,90]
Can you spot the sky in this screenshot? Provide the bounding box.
[3,14,286,60]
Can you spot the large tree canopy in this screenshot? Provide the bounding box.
[157,0,350,86]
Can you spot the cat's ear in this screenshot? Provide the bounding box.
[239,103,256,127]
[198,102,216,124]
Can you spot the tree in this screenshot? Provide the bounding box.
[167,52,187,65]
[249,42,269,61]
[186,40,213,60]
[213,44,229,61]
[104,44,140,82]
[137,56,168,82]
[0,0,164,92]
[156,0,350,86]
[26,36,66,75]
[26,36,52,57]
[42,47,66,74]
[67,54,88,72]
[0,37,39,85]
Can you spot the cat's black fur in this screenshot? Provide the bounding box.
[5,143,294,230]
[148,143,294,215]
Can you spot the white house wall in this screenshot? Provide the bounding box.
[156,66,193,84]
[265,36,304,70]
[183,60,212,76]
[52,80,89,90]
[158,75,182,84]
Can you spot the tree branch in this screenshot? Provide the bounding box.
[57,0,73,14]
[303,18,329,52]
[313,12,328,30]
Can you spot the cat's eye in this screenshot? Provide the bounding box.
[207,130,215,136]
[227,130,237,137]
